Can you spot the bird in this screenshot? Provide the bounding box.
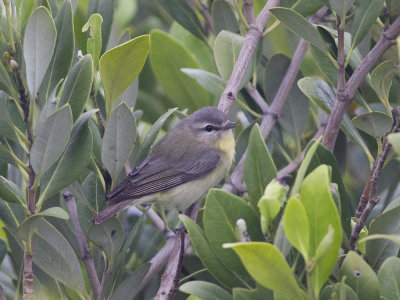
[91,106,238,231]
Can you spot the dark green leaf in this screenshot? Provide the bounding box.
[179,281,233,300]
[330,0,355,18]
[388,133,400,156]
[0,176,24,205]
[352,112,393,139]
[371,61,398,114]
[0,200,25,230]
[378,256,400,300]
[212,0,239,34]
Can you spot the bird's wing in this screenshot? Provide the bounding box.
[106,148,220,204]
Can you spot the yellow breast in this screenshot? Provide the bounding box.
[215,131,235,163]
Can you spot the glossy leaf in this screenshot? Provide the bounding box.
[388,133,400,156]
[39,110,96,202]
[351,0,385,48]
[180,281,232,300]
[300,165,342,296]
[38,1,74,105]
[0,176,24,205]
[212,0,239,34]
[224,242,303,299]
[102,102,136,183]
[180,215,243,288]
[99,35,149,116]
[270,7,326,51]
[23,7,56,98]
[149,30,212,111]
[203,189,264,275]
[82,13,103,71]
[59,55,93,122]
[339,251,380,300]
[371,61,398,114]
[244,124,277,208]
[30,105,72,176]
[88,217,123,267]
[378,257,400,300]
[284,197,310,260]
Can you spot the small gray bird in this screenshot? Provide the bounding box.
[91,107,237,229]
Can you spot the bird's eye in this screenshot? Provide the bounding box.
[205,125,214,132]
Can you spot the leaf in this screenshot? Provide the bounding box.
[130,108,177,166]
[371,61,398,114]
[314,225,335,263]
[0,238,6,265]
[33,220,85,293]
[179,281,233,300]
[329,0,355,18]
[23,7,56,97]
[300,165,342,297]
[88,217,123,267]
[378,257,400,300]
[159,0,206,42]
[102,102,136,183]
[82,13,103,71]
[110,263,150,300]
[16,0,35,28]
[244,124,277,208]
[38,1,74,106]
[180,215,243,288]
[212,0,239,34]
[39,110,96,202]
[16,207,69,242]
[388,133,400,156]
[351,0,385,48]
[149,30,213,111]
[30,105,72,176]
[298,77,373,162]
[284,197,310,260]
[233,288,260,300]
[320,283,358,300]
[214,30,253,86]
[203,189,264,275]
[270,7,326,51]
[59,55,93,122]
[88,0,115,53]
[0,176,24,205]
[99,35,150,117]
[351,112,393,138]
[339,251,380,300]
[224,242,303,299]
[0,200,25,230]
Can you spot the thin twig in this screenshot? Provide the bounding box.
[323,16,400,150]
[245,84,269,113]
[243,0,255,26]
[97,261,109,300]
[63,191,101,298]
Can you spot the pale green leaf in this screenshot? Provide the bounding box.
[82,13,103,71]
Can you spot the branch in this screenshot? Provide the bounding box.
[218,0,280,114]
[322,16,400,150]
[243,0,255,26]
[245,84,269,113]
[63,191,101,298]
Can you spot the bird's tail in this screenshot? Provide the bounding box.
[90,200,132,224]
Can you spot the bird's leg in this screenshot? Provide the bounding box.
[157,203,174,238]
[174,210,187,233]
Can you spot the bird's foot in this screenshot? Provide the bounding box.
[174,225,187,234]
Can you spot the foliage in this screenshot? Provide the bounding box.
[0,0,399,299]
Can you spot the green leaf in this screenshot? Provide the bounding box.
[351,0,385,48]
[99,34,149,117]
[102,102,136,183]
[0,238,6,265]
[181,68,225,98]
[180,215,243,288]
[0,200,25,230]
[352,111,393,139]
[33,220,85,293]
[0,176,24,205]
[16,207,69,242]
[224,242,303,299]
[378,257,400,300]
[159,0,206,42]
[149,30,213,111]
[88,0,115,53]
[298,77,373,162]
[329,0,355,18]
[314,225,335,263]
[16,0,36,28]
[284,197,310,260]
[130,108,177,166]
[300,165,342,297]
[82,13,103,71]
[244,124,277,208]
[371,61,398,114]
[88,217,123,267]
[320,283,358,300]
[38,1,74,106]
[59,55,93,122]
[203,189,264,275]
[270,7,326,51]
[23,7,56,98]
[233,288,260,300]
[212,0,239,34]
[339,251,380,300]
[388,133,400,156]
[110,263,150,300]
[179,281,233,300]
[31,105,72,176]
[39,110,95,202]
[214,30,253,86]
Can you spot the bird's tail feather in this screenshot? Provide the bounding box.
[91,200,132,224]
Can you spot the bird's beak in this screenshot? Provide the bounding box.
[225,121,238,129]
